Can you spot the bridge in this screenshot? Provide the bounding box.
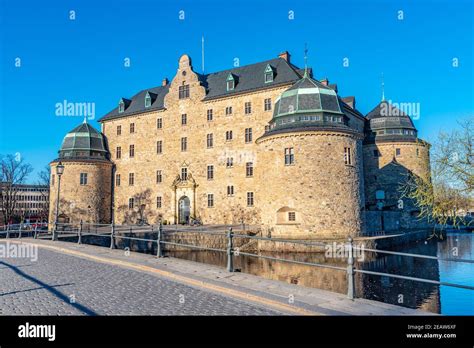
[1,222,471,316]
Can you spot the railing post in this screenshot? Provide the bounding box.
[347,236,355,300]
[34,224,38,239]
[156,221,163,258]
[110,223,115,249]
[6,224,10,239]
[78,220,83,245]
[18,224,22,239]
[226,227,234,272]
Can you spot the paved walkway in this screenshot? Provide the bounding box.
[0,239,434,316]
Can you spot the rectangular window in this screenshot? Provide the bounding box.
[284,148,294,165]
[416,148,419,157]
[181,137,187,152]
[373,149,380,157]
[130,123,135,134]
[396,148,401,157]
[207,194,214,208]
[288,212,296,221]
[225,130,233,141]
[80,173,88,186]
[157,118,163,129]
[51,174,55,186]
[245,102,252,114]
[129,173,134,186]
[207,134,213,148]
[344,147,352,165]
[245,128,253,143]
[116,146,122,159]
[246,162,253,177]
[117,125,122,136]
[207,109,213,121]
[247,192,254,207]
[181,113,187,125]
[207,165,214,180]
[264,98,272,111]
[179,84,190,99]
[157,140,163,154]
[129,198,134,209]
[226,157,233,168]
[227,185,234,196]
[181,167,188,181]
[156,170,162,183]
[157,196,162,209]
[116,174,121,187]
[225,106,233,115]
[129,144,135,158]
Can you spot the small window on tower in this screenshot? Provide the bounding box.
[396,148,401,157]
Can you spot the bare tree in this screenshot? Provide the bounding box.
[403,119,474,229]
[0,154,33,224]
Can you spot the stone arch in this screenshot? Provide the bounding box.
[276,206,299,225]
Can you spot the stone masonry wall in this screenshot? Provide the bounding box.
[49,161,113,225]
[257,131,365,239]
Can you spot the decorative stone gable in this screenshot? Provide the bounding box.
[164,54,206,108]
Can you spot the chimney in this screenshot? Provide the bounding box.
[162,78,169,86]
[278,51,291,63]
[320,78,329,86]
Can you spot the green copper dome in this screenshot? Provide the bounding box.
[59,120,109,160]
[268,75,347,133]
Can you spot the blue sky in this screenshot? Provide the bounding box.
[0,0,472,182]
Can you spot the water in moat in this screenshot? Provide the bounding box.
[166,232,473,315]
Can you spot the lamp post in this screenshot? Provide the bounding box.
[53,162,65,241]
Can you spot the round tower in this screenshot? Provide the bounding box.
[363,101,431,231]
[49,120,113,226]
[256,75,365,239]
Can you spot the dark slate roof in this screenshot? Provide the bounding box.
[60,121,108,154]
[366,101,416,129]
[98,57,303,122]
[99,85,170,122]
[202,58,303,100]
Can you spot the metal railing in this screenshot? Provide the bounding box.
[1,221,473,301]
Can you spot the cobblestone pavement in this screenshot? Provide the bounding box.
[0,243,282,315]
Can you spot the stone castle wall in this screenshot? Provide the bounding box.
[363,141,432,231]
[256,131,365,239]
[49,160,113,225]
[101,55,293,226]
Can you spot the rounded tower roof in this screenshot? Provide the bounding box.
[264,74,351,135]
[364,101,418,144]
[59,120,110,160]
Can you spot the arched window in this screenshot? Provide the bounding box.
[276,206,299,224]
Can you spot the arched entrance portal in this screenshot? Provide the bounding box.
[178,196,191,224]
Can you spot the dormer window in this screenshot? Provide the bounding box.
[145,93,152,108]
[118,99,125,113]
[226,73,235,91]
[264,64,274,83]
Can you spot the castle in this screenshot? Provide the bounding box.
[49,52,431,239]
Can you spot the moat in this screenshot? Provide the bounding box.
[165,231,473,315]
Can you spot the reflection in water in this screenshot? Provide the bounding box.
[167,233,474,315]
